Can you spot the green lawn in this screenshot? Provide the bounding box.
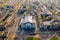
[26,37,40,40]
[56,12,60,16]
[50,35,59,40]
[0,21,5,24]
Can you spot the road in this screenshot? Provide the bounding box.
[14,0,60,40]
[0,0,60,40]
[6,17,21,40]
